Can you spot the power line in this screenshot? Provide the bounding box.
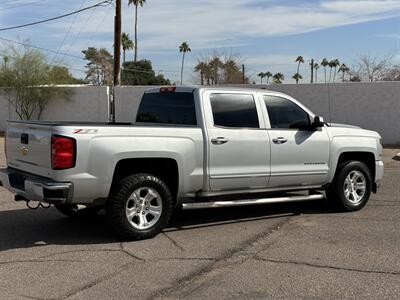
[52,0,88,63]
[0,0,113,32]
[61,1,99,62]
[0,37,184,78]
[0,36,84,61]
[84,3,114,49]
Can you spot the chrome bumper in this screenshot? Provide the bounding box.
[0,168,73,204]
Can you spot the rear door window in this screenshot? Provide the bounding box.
[210,93,259,128]
[136,92,197,125]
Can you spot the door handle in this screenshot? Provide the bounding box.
[272,137,288,144]
[211,137,229,145]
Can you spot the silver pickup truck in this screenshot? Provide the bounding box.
[0,87,384,239]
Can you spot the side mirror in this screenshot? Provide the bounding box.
[312,116,325,129]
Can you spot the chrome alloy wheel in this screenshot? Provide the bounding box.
[125,187,163,230]
[343,170,366,204]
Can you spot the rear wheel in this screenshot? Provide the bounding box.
[106,174,173,240]
[326,160,372,211]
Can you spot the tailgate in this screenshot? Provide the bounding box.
[6,121,53,177]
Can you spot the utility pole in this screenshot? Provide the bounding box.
[310,58,314,84]
[114,0,121,86]
[111,0,122,123]
[242,64,245,84]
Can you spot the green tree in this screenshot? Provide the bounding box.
[128,0,146,62]
[194,61,207,85]
[321,58,329,83]
[265,71,272,84]
[179,41,191,85]
[258,72,266,84]
[338,63,350,82]
[121,32,134,64]
[272,72,284,84]
[209,56,224,85]
[294,56,304,83]
[82,47,113,85]
[331,59,340,82]
[48,66,86,84]
[0,44,71,120]
[194,52,247,85]
[292,72,302,84]
[121,60,170,85]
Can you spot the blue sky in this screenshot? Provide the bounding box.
[0,0,399,84]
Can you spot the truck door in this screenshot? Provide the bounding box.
[204,91,271,191]
[262,95,330,188]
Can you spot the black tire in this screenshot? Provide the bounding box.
[326,160,372,211]
[54,204,101,217]
[106,173,173,240]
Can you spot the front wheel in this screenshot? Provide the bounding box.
[106,174,173,240]
[326,160,372,211]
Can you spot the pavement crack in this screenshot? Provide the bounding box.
[254,256,400,276]
[119,242,146,261]
[154,257,215,262]
[162,232,185,251]
[150,216,293,299]
[60,261,137,300]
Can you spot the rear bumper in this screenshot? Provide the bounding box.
[0,168,73,204]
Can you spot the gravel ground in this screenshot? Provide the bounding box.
[0,137,399,299]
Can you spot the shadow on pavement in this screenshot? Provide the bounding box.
[0,200,338,252]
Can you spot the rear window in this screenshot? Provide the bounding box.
[136,92,197,125]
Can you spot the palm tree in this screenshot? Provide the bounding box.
[313,63,319,83]
[121,32,134,64]
[292,73,302,84]
[272,72,284,84]
[209,57,223,85]
[258,72,266,84]
[294,56,304,83]
[332,59,340,82]
[179,41,191,85]
[265,71,272,84]
[321,58,329,83]
[223,59,239,83]
[194,61,207,85]
[128,0,146,62]
[338,63,350,82]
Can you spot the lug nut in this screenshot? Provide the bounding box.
[140,200,143,204]
[137,210,140,213]
[142,211,145,215]
[146,207,149,210]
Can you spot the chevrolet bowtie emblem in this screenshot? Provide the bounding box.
[20,146,29,156]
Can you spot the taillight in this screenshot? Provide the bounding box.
[51,135,76,170]
[160,86,176,93]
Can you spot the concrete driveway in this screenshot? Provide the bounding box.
[0,138,399,299]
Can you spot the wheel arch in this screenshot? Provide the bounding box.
[108,158,179,205]
[329,151,376,189]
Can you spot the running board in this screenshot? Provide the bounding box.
[182,194,325,210]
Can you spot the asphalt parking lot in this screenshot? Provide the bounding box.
[0,137,399,299]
